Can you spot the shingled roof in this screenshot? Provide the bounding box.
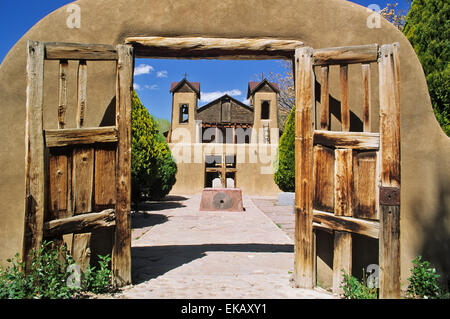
[247,79,280,99]
[170,78,201,98]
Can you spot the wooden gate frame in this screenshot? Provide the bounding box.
[23,41,134,286]
[293,43,401,298]
[23,36,400,295]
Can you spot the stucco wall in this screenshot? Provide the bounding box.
[0,0,448,288]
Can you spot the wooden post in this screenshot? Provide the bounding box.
[77,60,88,128]
[294,47,314,288]
[340,65,350,132]
[23,41,46,267]
[320,66,329,130]
[58,60,68,129]
[378,43,401,299]
[113,44,134,286]
[362,63,372,132]
[332,231,352,295]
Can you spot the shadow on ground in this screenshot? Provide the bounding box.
[132,212,169,229]
[131,243,294,284]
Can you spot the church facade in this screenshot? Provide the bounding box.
[167,78,282,195]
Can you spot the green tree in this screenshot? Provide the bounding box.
[403,0,450,136]
[131,91,177,201]
[274,106,295,192]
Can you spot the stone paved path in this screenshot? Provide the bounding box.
[110,194,335,299]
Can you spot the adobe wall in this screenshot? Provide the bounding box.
[0,0,448,288]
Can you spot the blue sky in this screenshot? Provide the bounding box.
[0,0,411,121]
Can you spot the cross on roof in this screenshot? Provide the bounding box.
[183,72,189,79]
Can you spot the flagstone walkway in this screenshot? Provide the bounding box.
[108,194,335,299]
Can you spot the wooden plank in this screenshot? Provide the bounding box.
[58,60,68,129]
[378,43,401,299]
[45,42,118,60]
[23,41,46,267]
[353,152,378,220]
[293,47,315,289]
[77,60,87,128]
[43,209,116,237]
[45,127,118,147]
[113,44,134,287]
[319,66,330,130]
[362,63,372,132]
[334,149,354,217]
[313,44,379,66]
[313,130,380,151]
[379,205,401,298]
[95,147,117,208]
[313,210,380,239]
[313,145,335,212]
[48,150,69,220]
[72,233,91,273]
[72,147,94,215]
[340,65,350,132]
[126,36,304,59]
[332,231,352,295]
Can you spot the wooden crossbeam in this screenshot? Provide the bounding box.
[313,44,379,66]
[45,43,118,60]
[313,210,380,239]
[126,36,304,59]
[45,127,118,147]
[313,130,380,151]
[43,209,116,237]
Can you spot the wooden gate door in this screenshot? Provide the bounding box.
[23,41,134,286]
[294,43,401,298]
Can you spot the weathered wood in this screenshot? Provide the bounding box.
[378,43,401,299]
[58,60,68,129]
[335,149,354,217]
[313,210,380,239]
[112,45,134,286]
[48,150,69,220]
[72,147,94,215]
[23,41,46,267]
[126,36,304,59]
[72,233,91,272]
[340,65,350,132]
[362,63,372,132]
[43,209,116,237]
[353,152,378,220]
[332,231,352,295]
[313,145,335,212]
[313,130,380,151]
[319,66,330,130]
[45,42,118,60]
[379,205,401,298]
[95,147,117,208]
[45,127,118,147]
[77,60,87,128]
[313,44,379,66]
[294,47,315,289]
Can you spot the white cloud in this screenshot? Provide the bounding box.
[243,98,250,105]
[157,70,168,78]
[133,83,141,91]
[144,84,159,90]
[200,89,242,103]
[134,64,154,76]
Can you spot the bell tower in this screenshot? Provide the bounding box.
[247,79,279,144]
[168,78,200,143]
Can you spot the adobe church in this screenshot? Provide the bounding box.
[166,78,282,195]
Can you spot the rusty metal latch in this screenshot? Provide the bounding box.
[379,186,400,206]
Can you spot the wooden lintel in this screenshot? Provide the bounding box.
[45,43,118,60]
[314,130,380,151]
[43,209,116,238]
[125,37,304,59]
[45,127,118,147]
[313,44,379,66]
[313,210,380,239]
